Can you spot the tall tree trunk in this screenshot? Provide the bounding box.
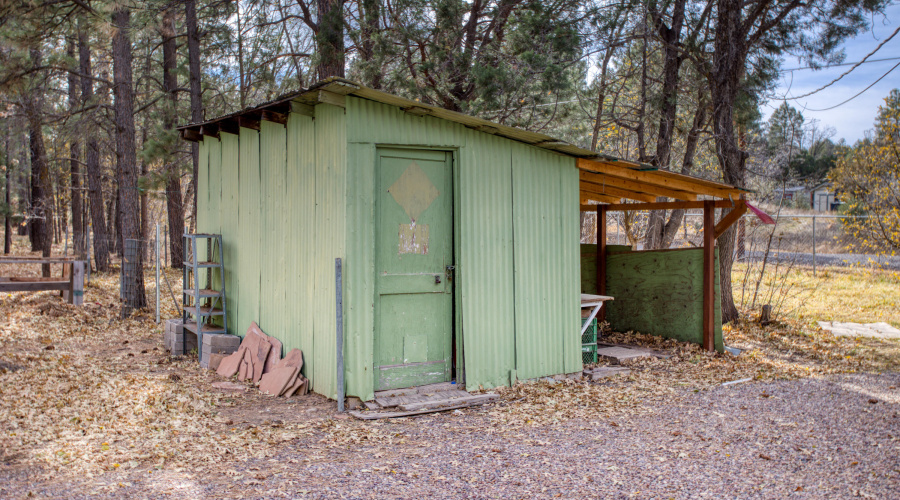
[316,0,345,79]
[709,0,749,324]
[185,0,202,229]
[112,7,146,311]
[67,40,85,259]
[3,132,10,254]
[115,188,122,256]
[644,1,686,250]
[79,23,110,271]
[107,196,116,253]
[161,7,184,269]
[24,48,52,276]
[18,135,29,237]
[360,0,381,88]
[28,120,43,252]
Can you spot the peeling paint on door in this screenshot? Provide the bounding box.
[399,222,429,254]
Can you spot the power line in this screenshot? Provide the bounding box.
[780,56,900,72]
[780,24,900,101]
[800,59,900,111]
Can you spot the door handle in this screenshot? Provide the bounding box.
[446,265,455,283]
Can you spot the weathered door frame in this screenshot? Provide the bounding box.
[371,145,464,389]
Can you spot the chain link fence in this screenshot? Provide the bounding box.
[581,208,899,318]
[116,228,182,321]
[582,210,899,272]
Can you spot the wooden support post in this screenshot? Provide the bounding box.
[596,204,607,322]
[61,262,71,300]
[702,200,716,352]
[71,261,85,306]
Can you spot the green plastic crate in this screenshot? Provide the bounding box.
[581,317,597,345]
[582,343,598,364]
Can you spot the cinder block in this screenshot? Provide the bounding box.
[166,319,183,334]
[201,343,238,355]
[205,353,227,371]
[202,334,241,347]
[168,329,198,353]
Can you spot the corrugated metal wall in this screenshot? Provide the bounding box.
[219,133,240,332]
[285,113,318,392]
[199,105,346,399]
[311,105,346,399]
[199,97,578,402]
[455,132,517,390]
[510,143,581,379]
[345,97,580,400]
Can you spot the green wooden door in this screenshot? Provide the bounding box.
[375,148,453,391]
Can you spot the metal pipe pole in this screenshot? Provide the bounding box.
[335,258,345,412]
[156,223,161,323]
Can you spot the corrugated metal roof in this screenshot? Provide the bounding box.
[179,77,752,203]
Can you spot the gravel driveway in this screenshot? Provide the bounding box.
[4,372,898,499]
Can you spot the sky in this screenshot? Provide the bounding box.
[761,4,900,144]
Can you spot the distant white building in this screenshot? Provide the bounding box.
[811,181,839,212]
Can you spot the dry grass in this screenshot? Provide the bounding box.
[0,237,898,485]
[733,263,900,328]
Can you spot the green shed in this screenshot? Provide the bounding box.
[179,78,748,403]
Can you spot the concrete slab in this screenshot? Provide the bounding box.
[596,346,656,365]
[819,321,900,339]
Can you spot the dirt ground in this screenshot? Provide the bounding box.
[3,373,898,499]
[1,247,899,498]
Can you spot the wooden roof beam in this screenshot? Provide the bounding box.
[581,181,657,203]
[219,120,240,135]
[714,200,748,238]
[200,123,220,139]
[237,115,260,130]
[290,100,315,116]
[577,158,742,199]
[580,171,698,201]
[580,193,620,205]
[580,200,738,212]
[652,169,752,194]
[180,128,201,142]
[261,109,288,125]
[318,90,346,108]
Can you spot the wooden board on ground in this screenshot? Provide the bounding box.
[349,396,497,420]
[398,394,499,412]
[374,381,460,399]
[375,388,470,409]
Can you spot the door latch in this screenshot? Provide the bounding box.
[446,265,455,283]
